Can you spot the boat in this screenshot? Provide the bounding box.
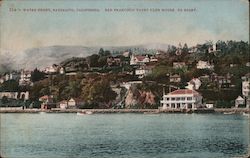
[77,110,93,115]
[143,111,159,114]
[39,111,47,114]
[242,112,249,117]
[223,112,235,115]
[85,111,93,115]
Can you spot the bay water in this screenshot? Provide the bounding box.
[0,113,249,158]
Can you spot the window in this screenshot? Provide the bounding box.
[177,103,180,108]
[187,97,192,100]
[171,97,176,101]
[176,97,180,101]
[171,103,175,108]
[181,97,185,100]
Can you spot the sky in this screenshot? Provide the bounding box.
[0,0,249,53]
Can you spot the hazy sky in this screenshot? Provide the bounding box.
[0,0,249,52]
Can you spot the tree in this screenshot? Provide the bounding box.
[98,48,105,56]
[98,56,108,67]
[0,80,19,92]
[182,43,188,54]
[82,79,117,105]
[87,54,100,67]
[31,68,46,82]
[1,96,8,104]
[103,50,111,56]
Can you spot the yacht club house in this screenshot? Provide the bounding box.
[160,89,203,109]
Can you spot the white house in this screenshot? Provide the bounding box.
[120,81,143,90]
[242,73,250,97]
[150,56,158,62]
[130,54,150,65]
[0,91,29,100]
[196,61,214,69]
[185,78,201,90]
[59,67,65,74]
[235,96,245,108]
[19,70,32,86]
[123,51,130,57]
[44,64,60,74]
[0,77,5,83]
[135,66,153,78]
[3,72,20,81]
[160,89,203,109]
[205,104,214,109]
[169,74,181,83]
[173,62,186,69]
[59,100,68,109]
[39,95,55,109]
[67,98,84,109]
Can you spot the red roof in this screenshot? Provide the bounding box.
[135,55,146,61]
[169,89,199,95]
[39,95,51,100]
[59,100,67,104]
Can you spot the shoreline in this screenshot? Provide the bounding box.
[0,108,249,114]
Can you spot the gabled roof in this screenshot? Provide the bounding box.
[59,100,68,104]
[135,55,147,61]
[68,98,84,103]
[169,89,200,95]
[39,95,51,100]
[170,74,180,78]
[235,96,244,101]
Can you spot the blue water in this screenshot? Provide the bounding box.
[0,113,249,158]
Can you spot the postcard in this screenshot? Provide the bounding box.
[0,0,249,158]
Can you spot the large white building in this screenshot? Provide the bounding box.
[160,89,203,109]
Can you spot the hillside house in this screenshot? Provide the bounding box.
[59,100,68,109]
[196,61,214,69]
[130,54,150,65]
[135,66,152,78]
[0,91,29,100]
[173,62,186,69]
[169,74,181,83]
[44,64,60,74]
[68,98,85,109]
[242,73,250,97]
[39,95,55,109]
[19,70,32,86]
[186,78,201,90]
[4,72,20,81]
[235,96,245,108]
[107,56,121,66]
[0,76,5,83]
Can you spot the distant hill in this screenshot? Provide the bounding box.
[0,43,171,73]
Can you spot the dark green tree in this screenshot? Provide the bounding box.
[87,54,100,67]
[1,96,8,104]
[0,80,19,92]
[98,48,105,56]
[31,68,46,82]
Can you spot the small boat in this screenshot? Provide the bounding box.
[242,112,249,117]
[77,111,93,115]
[85,111,93,115]
[39,111,46,114]
[143,111,159,114]
[223,112,235,115]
